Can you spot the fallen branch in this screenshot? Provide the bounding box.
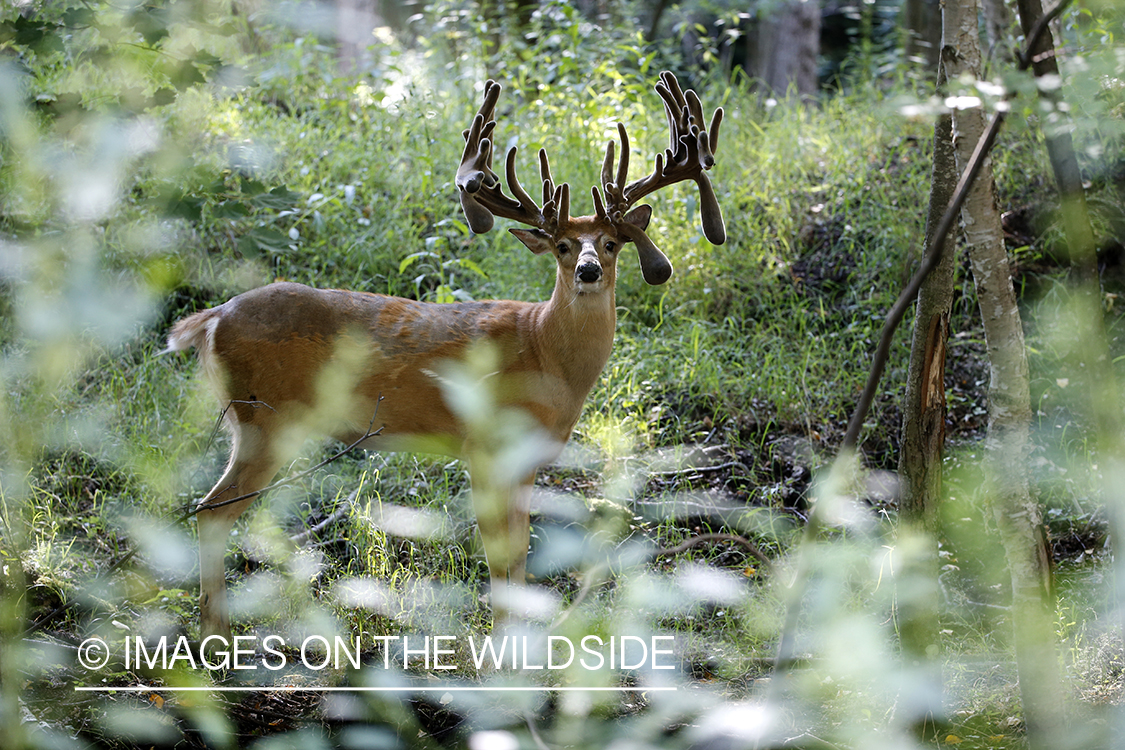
[289,495,356,547]
[653,531,774,572]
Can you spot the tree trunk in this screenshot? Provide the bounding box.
[981,0,1016,64]
[899,114,957,532]
[1014,0,1114,427]
[902,0,942,71]
[646,0,670,42]
[749,0,821,99]
[895,119,957,740]
[895,37,958,743]
[1015,0,1100,285]
[944,0,1066,746]
[336,0,377,75]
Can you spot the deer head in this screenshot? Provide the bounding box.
[455,72,725,287]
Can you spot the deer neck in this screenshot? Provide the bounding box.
[533,272,617,395]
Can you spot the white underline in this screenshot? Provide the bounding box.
[75,685,677,693]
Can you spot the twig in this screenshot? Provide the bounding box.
[525,712,553,750]
[185,399,384,515]
[289,495,356,547]
[650,460,749,477]
[653,531,774,572]
[549,562,610,631]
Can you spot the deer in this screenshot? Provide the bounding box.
[166,72,725,641]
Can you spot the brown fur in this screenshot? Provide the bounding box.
[174,216,633,639]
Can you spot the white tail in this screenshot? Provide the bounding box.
[171,73,724,639]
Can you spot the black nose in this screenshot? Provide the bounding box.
[577,262,602,283]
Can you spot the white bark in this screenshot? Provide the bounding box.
[944,0,1066,745]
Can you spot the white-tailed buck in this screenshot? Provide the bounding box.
[168,72,725,639]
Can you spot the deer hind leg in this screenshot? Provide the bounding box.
[197,420,287,641]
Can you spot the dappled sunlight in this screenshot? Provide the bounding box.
[3,0,1125,746]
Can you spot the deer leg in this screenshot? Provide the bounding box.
[471,470,535,625]
[507,477,533,591]
[196,425,285,642]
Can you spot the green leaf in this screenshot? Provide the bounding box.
[12,17,46,46]
[212,200,249,220]
[399,251,436,273]
[239,177,267,196]
[130,7,170,46]
[169,60,206,90]
[435,217,469,235]
[450,258,487,278]
[191,50,222,69]
[62,8,96,27]
[240,227,292,255]
[250,186,302,210]
[157,192,204,222]
[236,234,260,259]
[150,87,177,107]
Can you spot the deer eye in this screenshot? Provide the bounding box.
[556,242,570,254]
[604,241,617,253]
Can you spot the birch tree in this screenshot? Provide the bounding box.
[943,0,1066,744]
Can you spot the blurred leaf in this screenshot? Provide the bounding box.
[62,7,96,27]
[168,60,206,90]
[129,6,170,46]
[250,185,302,210]
[452,258,487,278]
[150,87,176,107]
[239,226,291,255]
[212,200,249,219]
[399,250,436,273]
[151,188,204,221]
[2,16,49,47]
[239,176,267,195]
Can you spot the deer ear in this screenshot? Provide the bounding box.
[509,228,554,255]
[622,204,652,232]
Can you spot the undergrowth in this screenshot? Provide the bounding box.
[2,2,1125,748]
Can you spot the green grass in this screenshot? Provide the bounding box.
[3,6,1125,747]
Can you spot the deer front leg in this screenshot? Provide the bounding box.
[506,477,533,602]
[471,471,535,626]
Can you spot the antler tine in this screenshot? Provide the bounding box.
[457,80,565,235]
[708,107,723,157]
[591,185,607,219]
[601,140,615,192]
[615,71,726,246]
[505,146,541,218]
[685,89,707,134]
[615,122,630,193]
[558,183,570,227]
[480,78,501,122]
[538,149,555,206]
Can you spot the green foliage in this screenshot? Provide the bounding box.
[1,0,1124,748]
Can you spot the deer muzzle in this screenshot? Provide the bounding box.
[575,245,603,286]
